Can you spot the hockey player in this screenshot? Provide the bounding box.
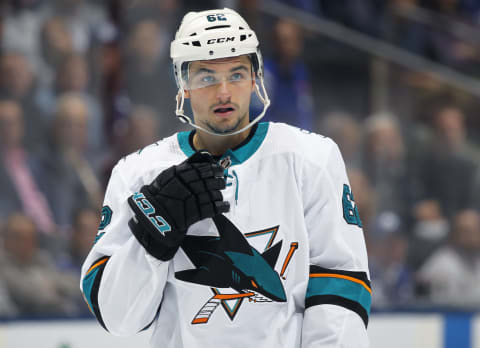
[81,8,371,347]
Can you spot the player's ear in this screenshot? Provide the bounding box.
[184,89,190,99]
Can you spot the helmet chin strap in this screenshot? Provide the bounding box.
[175,78,270,137]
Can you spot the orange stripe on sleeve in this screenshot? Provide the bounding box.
[86,258,108,275]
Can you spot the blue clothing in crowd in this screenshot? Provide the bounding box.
[254,59,315,131]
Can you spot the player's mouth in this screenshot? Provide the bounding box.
[213,104,235,117]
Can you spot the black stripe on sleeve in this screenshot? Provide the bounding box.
[305,294,369,328]
[140,304,162,332]
[89,257,109,331]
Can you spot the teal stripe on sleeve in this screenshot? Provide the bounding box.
[82,267,101,312]
[306,276,371,315]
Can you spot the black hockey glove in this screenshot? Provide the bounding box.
[128,150,230,261]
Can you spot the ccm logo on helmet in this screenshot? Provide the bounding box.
[207,37,235,44]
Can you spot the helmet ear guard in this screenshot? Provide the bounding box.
[178,114,189,124]
[170,8,270,137]
[248,52,261,77]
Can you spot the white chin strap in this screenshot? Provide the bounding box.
[175,77,270,137]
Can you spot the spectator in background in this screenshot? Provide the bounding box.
[118,0,180,28]
[258,18,315,130]
[39,16,75,88]
[124,19,177,127]
[369,214,414,309]
[233,0,275,56]
[414,105,477,220]
[347,167,414,309]
[277,0,318,13]
[37,53,104,154]
[318,0,382,35]
[44,0,111,54]
[103,104,163,185]
[381,0,432,57]
[423,0,478,21]
[320,111,363,168]
[348,168,377,235]
[0,213,78,316]
[0,51,48,151]
[121,104,162,155]
[409,199,449,270]
[416,209,480,308]
[56,207,99,314]
[407,105,479,269]
[362,112,414,224]
[95,23,123,140]
[66,207,98,272]
[37,94,102,230]
[384,0,480,75]
[1,0,48,74]
[428,22,480,76]
[182,0,219,13]
[0,99,56,236]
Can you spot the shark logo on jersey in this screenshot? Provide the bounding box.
[175,215,298,324]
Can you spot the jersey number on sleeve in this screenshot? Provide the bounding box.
[342,184,362,228]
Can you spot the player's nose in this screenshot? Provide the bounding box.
[215,79,232,101]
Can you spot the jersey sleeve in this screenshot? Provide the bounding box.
[80,162,170,336]
[301,138,371,347]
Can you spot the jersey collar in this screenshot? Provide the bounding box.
[177,122,269,166]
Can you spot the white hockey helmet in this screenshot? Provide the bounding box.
[170,8,270,136]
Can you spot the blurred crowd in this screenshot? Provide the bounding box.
[0,0,480,318]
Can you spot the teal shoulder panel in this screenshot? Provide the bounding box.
[177,123,269,165]
[177,131,195,157]
[226,122,269,165]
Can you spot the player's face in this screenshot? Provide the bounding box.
[185,55,255,134]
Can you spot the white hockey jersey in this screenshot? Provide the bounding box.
[80,122,371,347]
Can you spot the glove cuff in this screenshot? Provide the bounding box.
[128,217,180,261]
[127,191,185,261]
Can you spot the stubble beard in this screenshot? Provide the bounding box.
[205,112,248,134]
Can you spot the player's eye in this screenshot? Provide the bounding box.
[230,72,245,82]
[189,73,218,89]
[200,75,216,84]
